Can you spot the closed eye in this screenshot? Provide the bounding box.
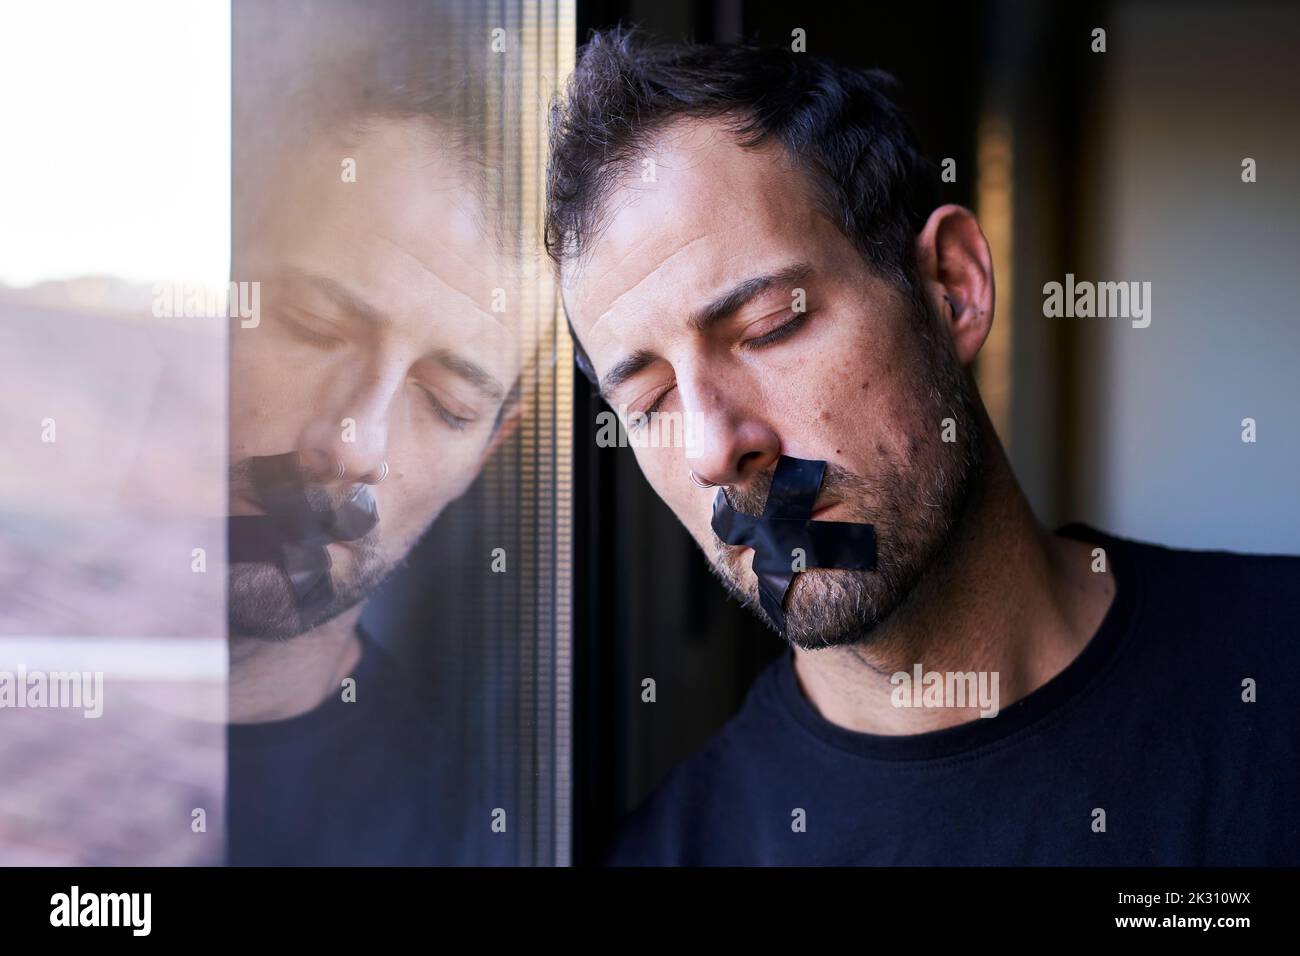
[643,385,675,418]
[418,386,475,431]
[280,308,345,348]
[626,384,676,433]
[743,311,809,349]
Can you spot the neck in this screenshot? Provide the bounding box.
[228,604,365,723]
[793,416,1115,735]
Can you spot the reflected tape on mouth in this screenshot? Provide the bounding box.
[710,455,875,633]
[227,453,379,618]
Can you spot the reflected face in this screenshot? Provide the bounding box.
[564,120,980,649]
[230,118,520,639]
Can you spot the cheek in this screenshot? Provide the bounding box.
[634,446,716,537]
[779,350,880,446]
[788,334,924,471]
[381,425,485,528]
[229,351,322,454]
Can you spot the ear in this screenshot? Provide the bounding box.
[476,398,524,470]
[913,204,995,368]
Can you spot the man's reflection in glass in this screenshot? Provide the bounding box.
[226,63,521,865]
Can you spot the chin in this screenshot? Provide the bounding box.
[228,536,394,641]
[715,564,893,650]
[227,562,366,641]
[779,570,883,648]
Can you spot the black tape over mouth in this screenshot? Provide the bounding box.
[710,455,876,633]
[227,452,379,619]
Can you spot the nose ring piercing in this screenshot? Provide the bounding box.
[689,469,715,489]
[371,461,389,484]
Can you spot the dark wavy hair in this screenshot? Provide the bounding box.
[545,27,939,385]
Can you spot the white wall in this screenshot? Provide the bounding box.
[1076,0,1300,553]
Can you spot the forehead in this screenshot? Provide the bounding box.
[564,119,843,355]
[246,118,522,369]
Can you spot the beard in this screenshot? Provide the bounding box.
[227,459,395,641]
[228,538,392,641]
[705,291,983,651]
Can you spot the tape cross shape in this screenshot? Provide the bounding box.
[710,455,876,633]
[228,452,379,619]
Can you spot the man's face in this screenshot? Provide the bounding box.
[230,118,520,639]
[564,119,980,649]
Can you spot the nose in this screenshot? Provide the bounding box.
[677,366,780,489]
[295,369,399,485]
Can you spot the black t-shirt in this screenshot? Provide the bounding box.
[606,524,1300,866]
[226,629,508,865]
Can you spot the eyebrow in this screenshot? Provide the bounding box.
[433,348,506,401]
[598,348,658,403]
[283,271,387,327]
[689,262,813,333]
[597,261,813,401]
[273,271,506,401]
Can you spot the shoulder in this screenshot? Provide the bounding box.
[1064,523,1298,604]
[1067,523,1300,668]
[1101,526,1297,609]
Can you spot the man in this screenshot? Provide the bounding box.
[226,45,523,865]
[546,30,1300,865]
